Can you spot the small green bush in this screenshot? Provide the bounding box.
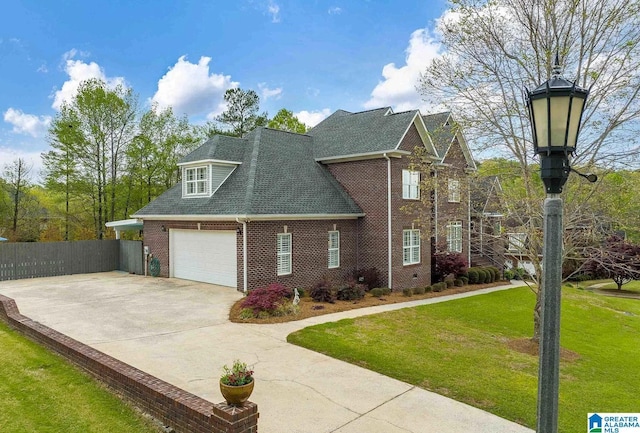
[273,302,300,317]
[424,285,433,292]
[432,282,447,292]
[239,308,255,320]
[460,276,469,285]
[454,279,464,287]
[370,288,384,297]
[490,267,500,281]
[467,268,479,284]
[503,269,514,280]
[295,287,306,298]
[402,288,413,297]
[445,279,454,288]
[371,287,390,295]
[413,286,425,295]
[477,268,489,283]
[336,281,366,301]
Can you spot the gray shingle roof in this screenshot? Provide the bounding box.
[422,112,454,160]
[133,127,363,217]
[308,108,419,159]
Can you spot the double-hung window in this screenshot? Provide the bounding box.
[447,221,463,252]
[448,179,460,203]
[403,229,420,265]
[402,170,420,200]
[328,231,340,268]
[185,166,208,196]
[277,233,292,275]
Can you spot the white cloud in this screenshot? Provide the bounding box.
[267,1,281,23]
[0,146,44,181]
[258,83,282,101]
[328,7,342,14]
[3,108,52,137]
[51,50,125,110]
[364,28,442,112]
[295,108,331,127]
[151,56,237,119]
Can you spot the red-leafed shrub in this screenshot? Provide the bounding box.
[241,283,292,315]
[310,276,336,303]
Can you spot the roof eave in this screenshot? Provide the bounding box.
[316,150,409,164]
[132,213,366,221]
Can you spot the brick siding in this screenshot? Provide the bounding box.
[0,294,258,433]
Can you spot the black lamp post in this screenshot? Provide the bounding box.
[525,56,589,433]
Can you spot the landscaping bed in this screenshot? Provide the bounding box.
[229,281,511,324]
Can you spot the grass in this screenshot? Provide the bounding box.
[288,286,640,432]
[0,322,161,433]
[589,279,640,294]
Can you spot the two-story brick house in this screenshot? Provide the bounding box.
[132,107,476,292]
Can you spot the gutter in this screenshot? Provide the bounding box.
[383,153,392,290]
[236,217,248,293]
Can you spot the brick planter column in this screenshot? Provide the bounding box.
[211,402,259,433]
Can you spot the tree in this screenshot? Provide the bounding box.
[267,109,308,133]
[419,0,640,341]
[432,241,468,282]
[583,235,640,290]
[124,105,199,215]
[215,88,268,137]
[2,158,32,234]
[44,78,138,239]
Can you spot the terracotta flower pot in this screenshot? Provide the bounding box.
[220,379,254,406]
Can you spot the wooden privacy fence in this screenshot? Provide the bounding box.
[0,240,143,281]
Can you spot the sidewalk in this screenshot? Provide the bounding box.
[0,274,533,433]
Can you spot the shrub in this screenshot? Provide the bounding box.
[487,268,496,283]
[445,279,454,288]
[239,308,255,320]
[370,287,384,297]
[503,269,514,280]
[490,267,501,281]
[353,267,381,291]
[413,286,425,295]
[310,276,336,303]
[467,268,479,284]
[379,287,392,295]
[477,268,489,283]
[460,276,469,285]
[273,302,300,317]
[424,285,433,292]
[294,287,306,298]
[432,245,468,282]
[402,288,413,297]
[241,283,292,315]
[336,280,366,301]
[432,282,447,292]
[454,279,464,287]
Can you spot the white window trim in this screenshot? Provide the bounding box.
[328,230,340,268]
[183,165,210,197]
[403,229,421,265]
[508,233,527,252]
[448,179,460,203]
[447,221,463,253]
[402,170,420,200]
[277,233,292,276]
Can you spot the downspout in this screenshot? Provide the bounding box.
[467,178,472,266]
[236,217,248,293]
[433,170,438,245]
[383,153,392,290]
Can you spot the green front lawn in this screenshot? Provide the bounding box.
[0,322,161,433]
[288,287,640,432]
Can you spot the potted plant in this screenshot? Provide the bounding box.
[219,359,254,406]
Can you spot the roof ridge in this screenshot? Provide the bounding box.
[243,128,262,214]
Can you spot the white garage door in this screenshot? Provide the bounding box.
[170,229,237,287]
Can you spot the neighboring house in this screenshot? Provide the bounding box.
[470,176,506,270]
[132,107,478,292]
[422,112,477,265]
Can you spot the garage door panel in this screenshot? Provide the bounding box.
[170,230,237,287]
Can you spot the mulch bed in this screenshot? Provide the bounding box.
[229,282,510,324]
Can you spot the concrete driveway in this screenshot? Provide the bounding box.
[0,272,533,433]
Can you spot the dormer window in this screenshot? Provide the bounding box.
[185,166,209,196]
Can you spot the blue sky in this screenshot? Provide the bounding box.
[1,0,449,174]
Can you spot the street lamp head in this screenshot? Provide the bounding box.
[526,55,589,194]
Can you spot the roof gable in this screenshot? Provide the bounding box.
[423,112,476,169]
